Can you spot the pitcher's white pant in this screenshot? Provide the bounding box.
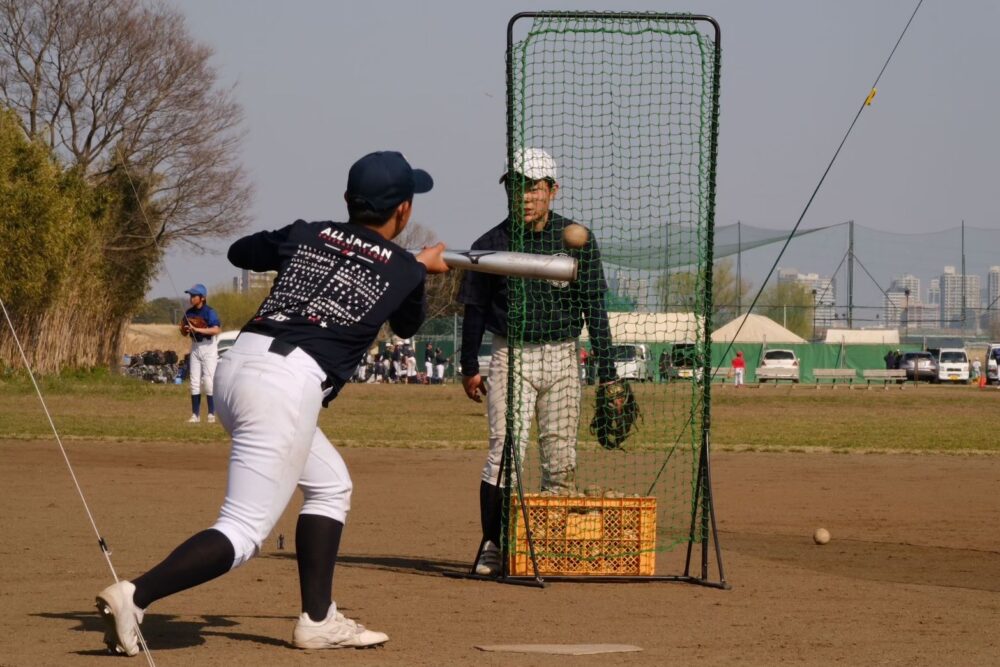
[211,333,352,569]
[733,368,745,386]
[188,340,219,396]
[482,336,579,492]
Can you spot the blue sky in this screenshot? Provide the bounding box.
[153,0,1000,310]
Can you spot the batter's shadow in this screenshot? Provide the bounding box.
[264,551,471,577]
[37,610,293,654]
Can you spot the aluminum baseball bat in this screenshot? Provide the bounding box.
[442,249,578,282]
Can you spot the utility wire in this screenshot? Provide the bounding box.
[709,0,925,379]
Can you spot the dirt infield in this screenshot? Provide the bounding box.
[1,440,998,666]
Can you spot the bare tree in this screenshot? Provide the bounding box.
[395,221,463,320]
[0,0,251,249]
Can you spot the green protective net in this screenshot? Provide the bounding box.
[501,13,720,577]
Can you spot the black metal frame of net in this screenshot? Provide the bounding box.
[469,12,728,588]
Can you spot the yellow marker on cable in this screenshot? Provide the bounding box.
[865,88,878,106]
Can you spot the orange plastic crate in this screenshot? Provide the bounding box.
[508,494,657,576]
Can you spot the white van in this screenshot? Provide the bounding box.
[936,348,970,384]
[985,343,1000,385]
[613,344,652,382]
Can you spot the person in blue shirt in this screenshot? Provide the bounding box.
[182,284,222,423]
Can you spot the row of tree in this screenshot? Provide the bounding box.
[659,260,818,338]
[1,0,816,373]
[0,0,249,373]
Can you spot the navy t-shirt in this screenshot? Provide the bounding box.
[227,220,427,401]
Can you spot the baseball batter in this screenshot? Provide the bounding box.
[96,151,447,655]
[458,147,616,576]
[181,284,222,423]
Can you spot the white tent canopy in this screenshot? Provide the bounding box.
[823,328,899,345]
[581,312,703,344]
[711,313,807,344]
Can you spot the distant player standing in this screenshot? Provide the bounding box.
[434,346,447,383]
[181,284,222,423]
[95,151,447,655]
[731,350,746,387]
[458,147,616,576]
[424,342,435,383]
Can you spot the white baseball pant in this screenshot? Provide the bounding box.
[188,339,219,396]
[210,333,352,569]
[481,336,579,492]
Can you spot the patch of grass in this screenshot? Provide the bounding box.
[0,374,997,454]
[710,384,1000,453]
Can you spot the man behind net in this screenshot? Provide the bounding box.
[458,147,616,577]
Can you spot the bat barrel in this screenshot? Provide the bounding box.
[442,250,577,282]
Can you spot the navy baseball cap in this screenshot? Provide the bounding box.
[185,284,207,297]
[345,151,433,211]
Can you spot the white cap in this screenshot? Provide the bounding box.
[501,147,557,182]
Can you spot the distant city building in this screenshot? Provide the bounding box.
[927,278,940,306]
[883,291,908,328]
[988,267,1000,322]
[777,268,835,330]
[610,270,653,309]
[891,274,920,298]
[884,274,921,328]
[239,269,277,293]
[903,304,938,330]
[939,266,980,328]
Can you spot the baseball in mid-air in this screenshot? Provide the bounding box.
[813,528,831,545]
[562,223,589,249]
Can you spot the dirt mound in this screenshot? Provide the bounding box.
[125,323,188,356]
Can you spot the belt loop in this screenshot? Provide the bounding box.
[268,338,297,357]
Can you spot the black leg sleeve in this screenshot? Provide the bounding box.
[295,514,343,623]
[132,528,235,609]
[480,480,503,545]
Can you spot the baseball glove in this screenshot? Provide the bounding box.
[590,379,640,450]
[180,315,207,336]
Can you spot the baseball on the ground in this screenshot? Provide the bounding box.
[562,223,589,249]
[813,528,831,545]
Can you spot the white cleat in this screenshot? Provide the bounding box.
[95,580,144,657]
[474,540,501,577]
[292,604,388,649]
[187,414,200,423]
[207,413,216,424]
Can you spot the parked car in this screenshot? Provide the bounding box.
[986,343,1000,385]
[757,348,799,383]
[897,351,937,381]
[936,348,970,384]
[458,341,493,377]
[216,329,240,355]
[613,344,652,382]
[658,344,703,383]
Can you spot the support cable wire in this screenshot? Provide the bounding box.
[0,149,193,665]
[709,0,925,379]
[0,298,157,665]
